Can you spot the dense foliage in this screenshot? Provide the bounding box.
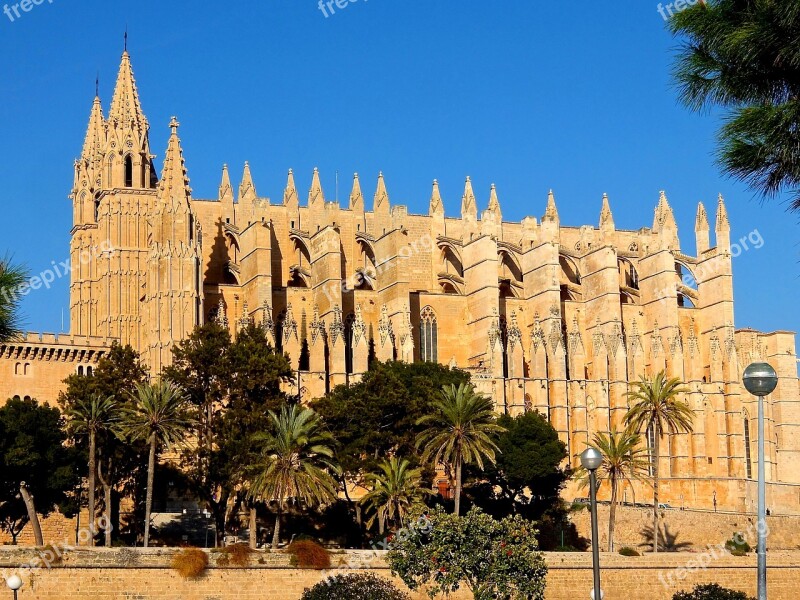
[0,397,81,543]
[388,506,547,600]
[673,584,754,600]
[312,360,470,481]
[465,410,567,520]
[301,573,410,600]
[670,0,800,212]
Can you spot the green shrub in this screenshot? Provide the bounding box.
[301,573,410,600]
[171,547,209,579]
[725,533,751,556]
[287,539,331,570]
[673,583,755,600]
[618,546,640,557]
[554,545,580,552]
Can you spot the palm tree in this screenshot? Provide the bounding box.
[126,380,193,547]
[575,428,651,552]
[0,259,27,343]
[64,394,122,546]
[625,371,693,553]
[416,383,505,516]
[669,2,800,212]
[360,457,430,533]
[248,405,339,549]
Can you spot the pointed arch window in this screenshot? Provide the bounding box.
[344,313,356,375]
[419,306,438,363]
[646,425,657,477]
[744,411,753,479]
[124,155,133,188]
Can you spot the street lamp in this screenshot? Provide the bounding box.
[580,447,603,600]
[743,362,778,600]
[6,575,23,600]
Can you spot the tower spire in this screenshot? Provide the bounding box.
[543,189,559,223]
[283,168,298,209]
[157,117,191,204]
[80,94,105,162]
[309,167,324,206]
[600,193,614,229]
[238,161,256,203]
[374,171,389,214]
[350,173,364,212]
[429,179,444,216]
[108,49,148,137]
[487,183,501,215]
[461,176,477,220]
[219,164,233,206]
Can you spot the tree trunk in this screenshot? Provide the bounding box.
[652,426,660,554]
[249,504,257,550]
[454,459,463,517]
[144,432,157,548]
[88,431,96,546]
[97,457,113,547]
[271,502,282,549]
[19,482,43,546]
[609,474,618,553]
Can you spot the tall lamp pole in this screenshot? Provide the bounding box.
[743,362,778,600]
[580,448,604,600]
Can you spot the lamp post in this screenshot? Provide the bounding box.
[580,447,603,600]
[743,362,778,600]
[6,575,22,600]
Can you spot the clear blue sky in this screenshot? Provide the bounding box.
[1,0,797,342]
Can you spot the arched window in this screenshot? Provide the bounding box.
[86,365,93,376]
[344,313,356,375]
[124,155,133,188]
[744,411,753,479]
[524,394,533,413]
[646,425,657,477]
[77,366,84,376]
[23,363,30,376]
[106,154,114,186]
[419,306,438,363]
[23,396,31,402]
[14,363,20,376]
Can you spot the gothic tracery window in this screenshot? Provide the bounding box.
[419,306,438,363]
[744,411,753,479]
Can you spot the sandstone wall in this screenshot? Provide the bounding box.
[571,505,800,552]
[0,548,797,600]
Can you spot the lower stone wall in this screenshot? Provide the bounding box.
[0,548,798,600]
[571,505,800,552]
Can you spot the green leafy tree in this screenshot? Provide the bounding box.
[221,323,294,547]
[312,361,470,487]
[248,405,339,549]
[125,380,194,547]
[0,259,26,342]
[360,457,430,533]
[673,583,754,600]
[63,394,123,546]
[465,410,567,520]
[669,1,800,211]
[574,428,650,552]
[416,383,505,516]
[0,397,80,545]
[58,343,149,546]
[388,506,547,600]
[163,322,232,544]
[302,573,410,600]
[625,371,693,553]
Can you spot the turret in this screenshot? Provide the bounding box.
[695,201,710,255]
[715,194,730,253]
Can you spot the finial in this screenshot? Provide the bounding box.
[466,176,471,183]
[169,116,179,133]
[354,172,359,179]
[95,72,99,97]
[433,178,438,184]
[244,160,249,167]
[288,168,293,175]
[124,25,128,52]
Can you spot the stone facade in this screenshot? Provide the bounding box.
[0,548,799,600]
[1,49,799,513]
